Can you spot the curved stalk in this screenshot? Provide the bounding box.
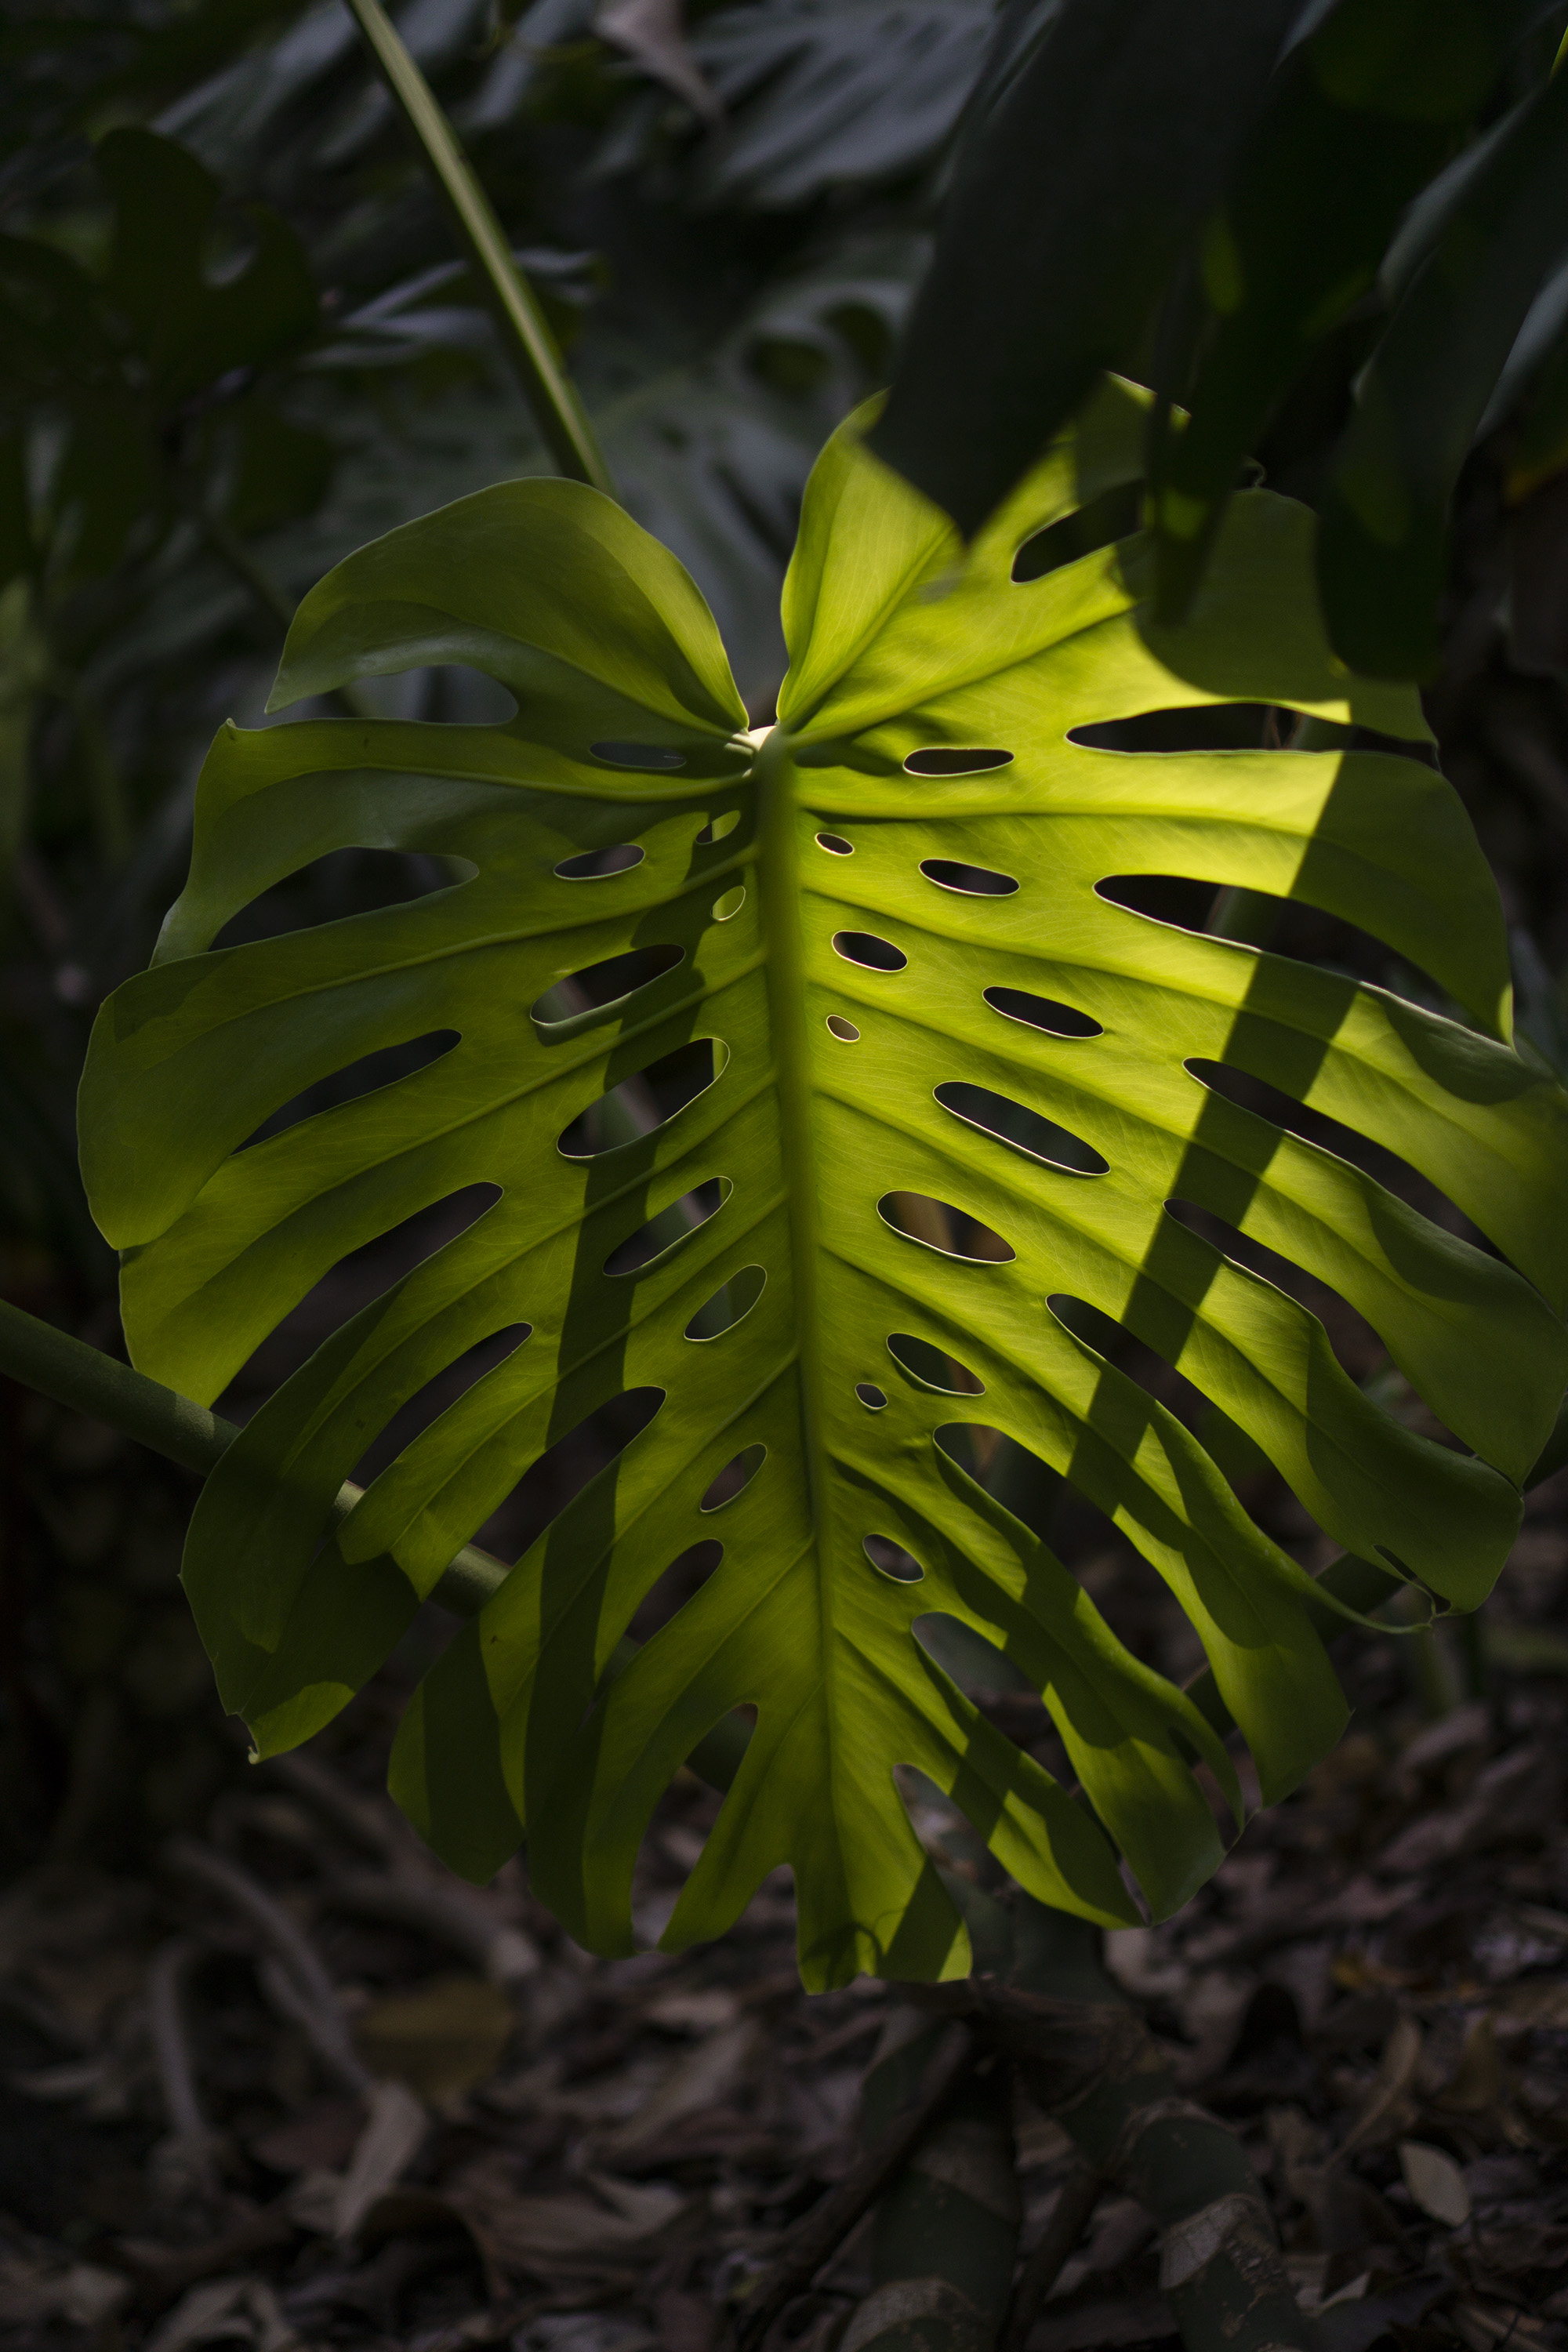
[342,0,612,495]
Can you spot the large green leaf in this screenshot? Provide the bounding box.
[80,378,1568,1988]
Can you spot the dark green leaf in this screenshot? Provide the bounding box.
[869,0,1293,535]
[98,126,318,400]
[1318,57,1568,677]
[1149,0,1524,623]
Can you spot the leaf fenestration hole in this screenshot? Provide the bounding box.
[1011,480,1143,583]
[212,846,462,953]
[921,858,1018,897]
[903,748,1014,777]
[684,1265,766,1341]
[699,1444,766,1512]
[712,886,746,922]
[1184,1059,1474,1236]
[697,809,741,844]
[935,1081,1109,1175]
[236,1029,460,1153]
[220,1183,504,1406]
[1164,1196,1413,1401]
[555,844,644,880]
[826,1015,860,1042]
[531,946,683,1032]
[604,1178,730,1276]
[878,1192,1015,1263]
[984,986,1102,1038]
[590,741,687,770]
[558,1040,726,1160]
[350,1321,532,1488]
[887,1334,985,1396]
[833,931,906,972]
[625,1538,724,1644]
[474,1387,666,1563]
[1071,705,1276,754]
[815,832,854,855]
[856,1381,888,1410]
[865,1534,924,1583]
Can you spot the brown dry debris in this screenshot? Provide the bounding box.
[6,1493,1568,2352]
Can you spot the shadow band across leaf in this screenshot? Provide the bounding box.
[77,378,1568,1990]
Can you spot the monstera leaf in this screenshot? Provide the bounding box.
[80,378,1568,1989]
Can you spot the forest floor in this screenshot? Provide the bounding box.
[5,1461,1568,2352]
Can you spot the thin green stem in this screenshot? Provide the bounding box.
[342,0,613,496]
[0,1296,751,1785]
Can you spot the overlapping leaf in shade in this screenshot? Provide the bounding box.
[81,378,1568,1989]
[1147,0,1529,633]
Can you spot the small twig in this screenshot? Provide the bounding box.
[256,1953,372,2096]
[265,1749,408,1864]
[999,2160,1103,2352]
[325,1871,539,1991]
[165,1835,370,2094]
[146,1937,209,2143]
[732,2019,974,2352]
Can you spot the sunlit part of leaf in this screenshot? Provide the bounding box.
[82,376,1568,1990]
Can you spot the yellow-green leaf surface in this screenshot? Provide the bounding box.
[80,380,1568,1989]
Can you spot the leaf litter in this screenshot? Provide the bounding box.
[7,1462,1568,2352]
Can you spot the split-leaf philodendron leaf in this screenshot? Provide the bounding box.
[81,379,1568,1989]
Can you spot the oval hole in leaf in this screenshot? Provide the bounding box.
[531,945,683,1032]
[474,1387,666,1563]
[1184,1058,1473,1233]
[238,1029,459,1152]
[903,748,1014,776]
[1012,480,1144,583]
[700,1444,766,1512]
[216,1183,503,1406]
[350,1321,532,1487]
[887,1334,985,1396]
[826,1015,860,1042]
[935,1082,1108,1175]
[1070,705,1276,753]
[684,1264,765,1341]
[856,1381,887,1409]
[921,858,1018,897]
[712,886,746,922]
[556,843,644,880]
[816,832,854,855]
[1164,1196,1418,1405]
[878,1192,1015,1262]
[604,1177,730,1276]
[591,741,687,770]
[558,1040,726,1160]
[932,1425,1060,1541]
[625,1538,724,1643]
[865,1534,924,1583]
[833,931,906,972]
[984,985,1102,1038]
[212,846,459,952]
[697,809,740,844]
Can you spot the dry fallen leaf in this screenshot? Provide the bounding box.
[352,1972,514,2099]
[1399,2139,1472,2228]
